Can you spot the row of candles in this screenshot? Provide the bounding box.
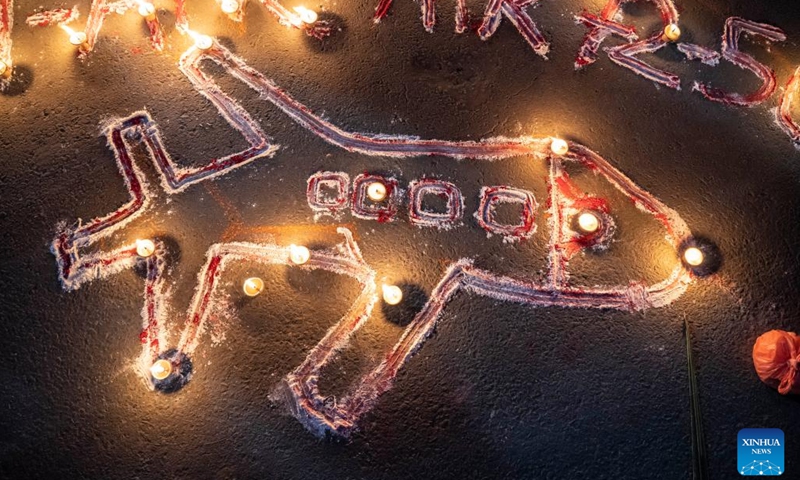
[49,0,319,54]
[0,14,684,80]
[134,137,705,295]
[0,0,682,78]
[135,239,399,298]
[44,3,679,56]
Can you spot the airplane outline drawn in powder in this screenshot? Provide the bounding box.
[51,39,711,438]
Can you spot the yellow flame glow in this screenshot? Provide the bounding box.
[60,24,87,46]
[185,29,214,50]
[292,6,317,25]
[150,359,172,380]
[382,284,403,305]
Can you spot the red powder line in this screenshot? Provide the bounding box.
[693,17,786,106]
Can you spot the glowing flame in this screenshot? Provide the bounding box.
[150,359,172,380]
[663,23,681,42]
[550,137,569,156]
[61,24,87,46]
[292,6,317,25]
[367,182,387,202]
[382,284,403,305]
[243,277,265,296]
[135,239,156,257]
[137,0,156,18]
[221,0,240,14]
[186,29,214,50]
[683,247,704,267]
[289,244,310,265]
[576,211,600,234]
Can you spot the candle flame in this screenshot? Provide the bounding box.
[150,359,172,380]
[550,137,569,156]
[382,284,403,305]
[683,247,704,267]
[367,181,387,202]
[243,276,265,296]
[60,24,87,46]
[186,29,214,50]
[221,0,240,14]
[135,239,156,257]
[136,0,156,18]
[577,211,600,234]
[292,6,317,25]
[663,23,681,42]
[289,244,310,265]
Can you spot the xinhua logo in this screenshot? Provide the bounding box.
[738,428,784,476]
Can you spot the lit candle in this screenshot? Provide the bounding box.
[367,182,387,202]
[195,35,213,50]
[550,138,569,156]
[135,239,156,257]
[187,30,214,51]
[70,31,88,46]
[382,284,403,305]
[137,1,156,20]
[221,0,240,14]
[683,246,704,267]
[289,244,310,265]
[62,25,88,50]
[292,6,318,25]
[243,277,265,296]
[663,23,681,42]
[0,60,8,78]
[576,211,601,234]
[150,359,172,380]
